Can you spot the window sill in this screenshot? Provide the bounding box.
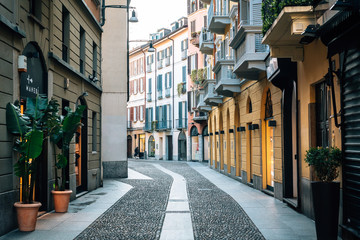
[28,14,45,29]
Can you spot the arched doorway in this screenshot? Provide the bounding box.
[246,96,253,183]
[203,126,209,161]
[226,109,231,173]
[178,132,187,161]
[263,89,274,191]
[219,111,224,170]
[190,126,199,160]
[148,135,155,158]
[235,103,241,177]
[20,42,48,211]
[75,96,88,193]
[127,135,132,158]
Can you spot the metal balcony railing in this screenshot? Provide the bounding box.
[147,92,152,102]
[216,66,237,85]
[165,57,170,66]
[176,118,188,129]
[157,60,163,69]
[208,1,229,27]
[165,88,171,98]
[146,64,152,73]
[143,122,152,131]
[157,120,172,130]
[199,28,214,45]
[181,50,187,60]
[158,89,163,99]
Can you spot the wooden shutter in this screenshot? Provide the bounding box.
[188,56,191,74]
[179,101,182,120]
[170,46,172,56]
[143,77,146,92]
[195,53,198,69]
[169,72,172,88]
[130,107,134,121]
[187,92,191,112]
[156,106,159,121]
[183,66,186,83]
[165,73,168,89]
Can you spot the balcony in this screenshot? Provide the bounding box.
[196,88,212,112]
[143,121,152,132]
[181,50,187,60]
[204,78,223,106]
[230,20,269,80]
[199,28,214,55]
[146,64,152,73]
[147,92,152,102]
[208,2,231,34]
[262,5,316,61]
[200,0,211,4]
[158,59,163,69]
[193,111,208,122]
[158,89,163,99]
[165,57,170,66]
[157,120,172,131]
[165,88,171,98]
[214,64,241,97]
[176,118,188,129]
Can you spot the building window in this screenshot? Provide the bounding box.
[62,6,70,62]
[140,106,144,121]
[247,97,252,113]
[80,27,85,74]
[191,20,196,33]
[140,78,144,93]
[134,79,138,94]
[134,107,137,122]
[30,0,42,20]
[148,78,152,93]
[92,42,98,79]
[92,112,97,152]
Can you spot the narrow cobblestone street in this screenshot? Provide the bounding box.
[1,160,316,240]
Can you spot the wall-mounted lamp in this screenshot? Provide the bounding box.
[300,24,319,45]
[229,129,234,133]
[100,0,138,26]
[268,120,276,127]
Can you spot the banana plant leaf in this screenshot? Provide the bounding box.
[23,130,44,159]
[62,105,86,145]
[6,103,30,137]
[25,95,48,121]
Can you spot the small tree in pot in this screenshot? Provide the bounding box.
[305,147,342,240]
[6,95,48,231]
[46,99,85,212]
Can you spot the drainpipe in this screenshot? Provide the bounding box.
[167,36,175,129]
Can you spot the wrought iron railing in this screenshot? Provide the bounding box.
[157,120,172,130]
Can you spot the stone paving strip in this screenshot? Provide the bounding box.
[160,162,266,240]
[75,162,172,240]
[153,164,194,240]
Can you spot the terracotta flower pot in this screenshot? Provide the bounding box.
[14,201,41,232]
[52,190,72,213]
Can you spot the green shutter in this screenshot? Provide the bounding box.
[169,72,172,88]
[179,101,182,119]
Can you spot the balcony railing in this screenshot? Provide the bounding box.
[216,66,237,85]
[157,120,172,130]
[165,57,170,66]
[158,89,163,99]
[147,92,152,102]
[193,111,208,121]
[176,118,188,129]
[146,64,152,73]
[181,50,187,60]
[165,88,171,98]
[143,121,152,131]
[157,60,163,69]
[208,1,230,28]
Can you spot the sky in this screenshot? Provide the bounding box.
[129,0,187,49]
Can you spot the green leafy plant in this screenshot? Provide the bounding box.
[151,120,158,131]
[191,69,206,85]
[47,100,85,191]
[304,147,342,182]
[6,95,48,203]
[177,82,185,97]
[262,0,313,35]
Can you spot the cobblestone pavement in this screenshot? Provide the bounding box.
[75,162,172,240]
[160,162,265,240]
[76,160,265,240]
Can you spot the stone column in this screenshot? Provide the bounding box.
[198,134,203,162]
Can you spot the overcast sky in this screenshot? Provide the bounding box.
[129,0,187,49]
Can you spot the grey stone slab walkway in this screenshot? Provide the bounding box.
[188,162,317,240]
[0,179,132,240]
[153,164,194,240]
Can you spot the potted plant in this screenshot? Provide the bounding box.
[304,146,342,240]
[47,99,85,212]
[6,95,48,231]
[177,82,185,97]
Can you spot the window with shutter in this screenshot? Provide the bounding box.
[181,41,184,51]
[148,78,152,93]
[187,92,191,112]
[130,107,134,121]
[169,46,172,56]
[165,74,168,89]
[182,66,186,82]
[179,101,182,119]
[169,72,172,88]
[195,53,198,69]
[188,56,191,74]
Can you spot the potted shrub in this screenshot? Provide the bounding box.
[304,146,342,240]
[46,99,85,212]
[6,95,48,231]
